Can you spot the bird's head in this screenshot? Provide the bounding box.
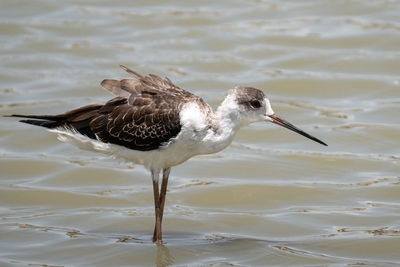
[230,86,327,146]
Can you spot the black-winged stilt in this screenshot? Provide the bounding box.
[8,65,327,243]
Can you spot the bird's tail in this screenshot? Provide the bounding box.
[4,114,64,129]
[5,104,104,139]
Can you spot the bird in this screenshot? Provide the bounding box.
[7,65,327,244]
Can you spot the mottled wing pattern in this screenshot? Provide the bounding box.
[101,65,193,100]
[92,65,203,150]
[12,67,207,151]
[89,93,183,151]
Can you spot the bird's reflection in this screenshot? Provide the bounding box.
[156,243,174,267]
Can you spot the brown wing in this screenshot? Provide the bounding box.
[101,65,194,100]
[88,93,183,151]
[11,66,208,151]
[92,66,201,150]
[12,94,184,151]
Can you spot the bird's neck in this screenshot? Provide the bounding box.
[215,94,244,132]
[203,95,244,152]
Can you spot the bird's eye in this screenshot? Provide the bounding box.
[250,100,261,109]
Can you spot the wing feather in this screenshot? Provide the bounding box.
[87,93,183,151]
[14,66,213,151]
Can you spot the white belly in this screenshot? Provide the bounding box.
[51,128,193,170]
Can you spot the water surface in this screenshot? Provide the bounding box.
[1,0,400,266]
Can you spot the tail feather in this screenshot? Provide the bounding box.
[6,114,65,121]
[19,119,59,128]
[6,103,106,139]
[4,114,62,129]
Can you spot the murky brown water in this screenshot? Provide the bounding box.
[1,0,400,266]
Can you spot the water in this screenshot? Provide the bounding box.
[1,0,400,266]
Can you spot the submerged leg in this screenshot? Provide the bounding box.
[152,168,171,243]
[152,170,162,244]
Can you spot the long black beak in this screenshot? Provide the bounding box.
[268,114,327,146]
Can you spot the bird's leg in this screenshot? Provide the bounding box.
[152,170,162,244]
[153,167,170,243]
[159,168,170,223]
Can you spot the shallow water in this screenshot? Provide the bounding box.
[1,0,400,266]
